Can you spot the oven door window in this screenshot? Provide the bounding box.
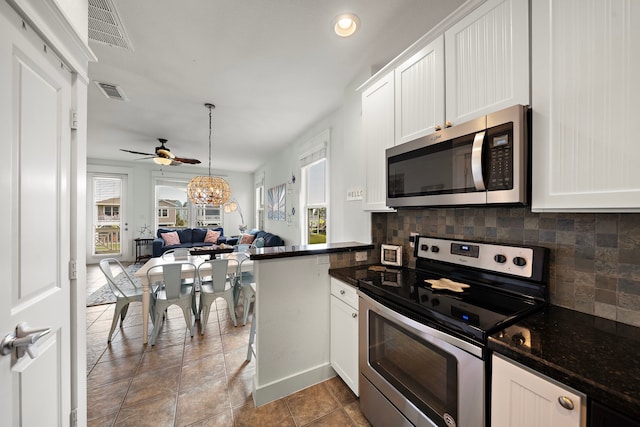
[368,311,457,425]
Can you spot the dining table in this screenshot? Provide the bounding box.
[134,251,252,344]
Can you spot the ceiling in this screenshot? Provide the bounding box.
[87,0,464,173]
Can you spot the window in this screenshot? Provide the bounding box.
[92,176,122,256]
[154,179,221,229]
[158,208,168,218]
[255,174,265,231]
[301,141,328,245]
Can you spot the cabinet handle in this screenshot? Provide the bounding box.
[435,124,442,131]
[558,396,575,410]
[445,121,453,128]
[340,290,346,295]
[352,313,358,318]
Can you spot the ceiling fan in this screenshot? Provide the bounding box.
[120,138,201,166]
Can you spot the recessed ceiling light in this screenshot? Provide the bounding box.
[333,13,360,37]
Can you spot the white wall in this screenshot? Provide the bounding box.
[87,158,254,262]
[254,71,373,246]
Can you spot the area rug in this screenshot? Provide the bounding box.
[86,264,142,307]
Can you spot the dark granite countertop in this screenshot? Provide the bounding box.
[330,267,640,419]
[328,265,377,287]
[248,241,374,261]
[489,305,640,420]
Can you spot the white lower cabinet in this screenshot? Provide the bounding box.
[491,354,586,427]
[330,278,359,395]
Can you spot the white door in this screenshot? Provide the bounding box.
[0,5,72,426]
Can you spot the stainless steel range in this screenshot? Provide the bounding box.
[358,236,549,427]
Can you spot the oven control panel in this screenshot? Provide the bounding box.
[415,236,535,278]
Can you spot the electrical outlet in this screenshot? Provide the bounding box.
[355,251,367,262]
[409,232,419,248]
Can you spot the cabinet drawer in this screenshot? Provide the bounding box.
[330,278,358,308]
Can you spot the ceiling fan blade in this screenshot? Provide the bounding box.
[174,157,202,164]
[120,148,156,156]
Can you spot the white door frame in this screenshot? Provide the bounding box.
[1,2,96,426]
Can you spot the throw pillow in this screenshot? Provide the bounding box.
[204,229,220,244]
[239,233,255,244]
[161,231,180,246]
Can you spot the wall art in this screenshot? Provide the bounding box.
[267,183,286,221]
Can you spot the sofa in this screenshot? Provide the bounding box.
[226,229,284,248]
[152,227,229,257]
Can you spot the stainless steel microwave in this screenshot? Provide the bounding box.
[386,104,529,208]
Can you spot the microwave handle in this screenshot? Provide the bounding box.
[471,131,486,191]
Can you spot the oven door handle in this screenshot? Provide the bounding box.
[471,131,486,191]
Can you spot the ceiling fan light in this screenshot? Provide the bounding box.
[333,13,360,37]
[153,157,173,166]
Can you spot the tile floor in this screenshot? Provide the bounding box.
[86,264,371,426]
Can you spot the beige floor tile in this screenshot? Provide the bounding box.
[285,383,340,426]
[88,354,140,386]
[87,377,130,421]
[343,401,372,427]
[123,365,181,408]
[114,393,177,427]
[85,263,367,427]
[180,354,227,389]
[233,399,296,427]
[304,408,357,426]
[175,377,231,426]
[182,408,234,427]
[324,376,357,405]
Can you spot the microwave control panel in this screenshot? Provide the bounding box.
[487,128,513,191]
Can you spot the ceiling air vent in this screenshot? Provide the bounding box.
[88,0,133,50]
[95,82,127,101]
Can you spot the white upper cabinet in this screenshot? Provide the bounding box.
[359,0,529,212]
[445,0,530,126]
[362,71,395,211]
[395,36,445,144]
[531,0,640,212]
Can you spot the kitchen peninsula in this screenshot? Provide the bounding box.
[248,242,374,406]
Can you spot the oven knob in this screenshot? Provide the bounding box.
[494,254,507,264]
[431,246,440,253]
[431,298,440,307]
[421,244,429,251]
[513,256,527,267]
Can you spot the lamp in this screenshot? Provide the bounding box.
[187,103,231,206]
[224,198,247,233]
[333,13,360,37]
[153,157,173,166]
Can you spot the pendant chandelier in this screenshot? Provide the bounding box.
[187,103,231,206]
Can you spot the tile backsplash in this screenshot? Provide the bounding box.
[372,208,640,328]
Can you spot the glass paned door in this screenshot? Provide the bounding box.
[92,176,123,255]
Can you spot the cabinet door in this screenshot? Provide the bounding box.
[395,36,445,144]
[362,71,395,211]
[531,0,640,212]
[330,294,359,395]
[445,0,529,125]
[492,355,586,427]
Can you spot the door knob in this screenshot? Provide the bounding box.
[1,322,51,359]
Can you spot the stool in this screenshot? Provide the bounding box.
[246,313,257,361]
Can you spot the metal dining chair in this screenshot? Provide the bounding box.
[231,252,255,326]
[146,262,197,346]
[197,258,238,332]
[162,248,196,287]
[161,247,190,260]
[99,258,155,343]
